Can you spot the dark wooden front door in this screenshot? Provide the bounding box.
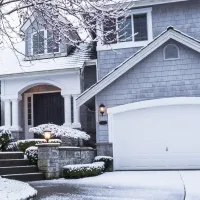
[33,92,64,126]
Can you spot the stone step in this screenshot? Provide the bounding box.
[2,172,45,182]
[0,159,30,167]
[0,165,38,175]
[0,152,24,159]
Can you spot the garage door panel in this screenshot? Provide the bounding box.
[110,100,200,170]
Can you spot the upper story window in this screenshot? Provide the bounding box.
[164,44,179,60]
[98,7,152,51]
[32,30,60,55]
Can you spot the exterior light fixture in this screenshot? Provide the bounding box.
[99,104,106,116]
[43,129,51,143]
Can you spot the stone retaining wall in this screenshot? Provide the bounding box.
[37,143,96,179]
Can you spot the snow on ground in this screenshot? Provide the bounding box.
[0,177,37,200]
[31,171,185,200]
[180,171,200,200]
[32,171,184,191]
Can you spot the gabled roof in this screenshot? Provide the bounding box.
[77,27,200,107]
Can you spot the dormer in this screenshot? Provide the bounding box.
[97,7,153,51]
[20,13,79,60]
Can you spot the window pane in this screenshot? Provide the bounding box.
[27,97,32,125]
[164,44,179,59]
[103,18,117,44]
[118,16,132,42]
[134,14,148,42]
[47,31,59,53]
[33,31,44,54]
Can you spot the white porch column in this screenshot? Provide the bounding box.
[4,99,11,128]
[63,95,72,126]
[11,98,21,130]
[72,94,81,128]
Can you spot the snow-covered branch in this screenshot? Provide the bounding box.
[0,0,136,50]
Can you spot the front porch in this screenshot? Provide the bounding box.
[0,71,82,140]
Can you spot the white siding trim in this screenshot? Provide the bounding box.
[107,97,200,114]
[97,7,153,51]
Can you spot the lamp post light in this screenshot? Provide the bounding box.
[43,129,51,143]
[99,104,106,116]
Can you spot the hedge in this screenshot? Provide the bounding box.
[63,162,105,179]
[17,139,62,152]
[94,156,113,172]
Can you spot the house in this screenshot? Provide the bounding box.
[0,13,97,142]
[77,0,200,170]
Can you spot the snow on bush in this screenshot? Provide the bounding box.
[17,139,62,152]
[94,156,113,162]
[94,156,113,172]
[25,146,38,165]
[6,142,19,151]
[29,124,90,140]
[0,177,37,200]
[63,162,105,179]
[0,126,13,151]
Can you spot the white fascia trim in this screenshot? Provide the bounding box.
[77,29,200,107]
[131,0,188,8]
[97,7,153,51]
[107,97,200,114]
[0,68,80,80]
[97,40,151,51]
[21,14,35,32]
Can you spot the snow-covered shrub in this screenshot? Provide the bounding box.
[17,139,62,152]
[0,126,13,151]
[29,124,90,141]
[17,139,44,152]
[63,162,105,179]
[6,142,19,151]
[25,146,38,165]
[94,156,113,172]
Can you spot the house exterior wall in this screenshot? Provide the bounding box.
[96,40,200,143]
[97,0,200,80]
[95,0,200,151]
[80,66,97,146]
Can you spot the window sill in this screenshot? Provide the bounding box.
[97,40,152,51]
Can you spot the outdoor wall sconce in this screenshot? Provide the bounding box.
[99,104,106,116]
[99,104,108,125]
[43,129,51,143]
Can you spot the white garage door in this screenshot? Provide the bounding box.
[108,98,200,170]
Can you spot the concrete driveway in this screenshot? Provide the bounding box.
[30,171,200,200]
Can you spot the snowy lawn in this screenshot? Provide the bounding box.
[30,171,187,200]
[0,177,37,200]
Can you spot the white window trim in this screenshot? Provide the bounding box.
[31,29,60,55]
[163,44,180,60]
[97,7,153,51]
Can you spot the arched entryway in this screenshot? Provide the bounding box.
[1,79,81,139]
[23,84,64,138]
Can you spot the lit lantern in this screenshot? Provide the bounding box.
[43,129,51,143]
[99,104,106,116]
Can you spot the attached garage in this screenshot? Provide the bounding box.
[108,98,200,170]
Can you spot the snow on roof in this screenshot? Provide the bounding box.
[0,42,96,77]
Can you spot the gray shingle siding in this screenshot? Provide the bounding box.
[96,0,200,143]
[96,40,200,142]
